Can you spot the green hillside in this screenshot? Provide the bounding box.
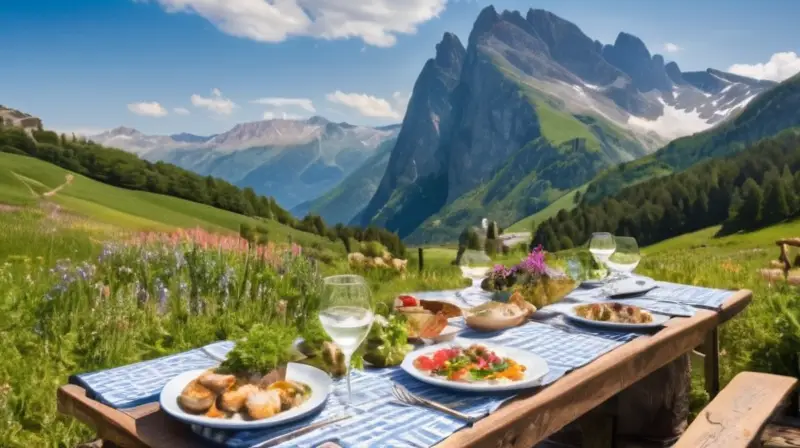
[292,137,395,225]
[0,153,341,250]
[507,183,589,232]
[584,72,800,204]
[532,130,800,251]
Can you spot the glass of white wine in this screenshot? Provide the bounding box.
[589,232,616,284]
[605,236,641,279]
[318,275,374,405]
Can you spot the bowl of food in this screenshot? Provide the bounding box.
[464,292,536,332]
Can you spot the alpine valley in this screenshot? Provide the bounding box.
[90,118,400,210]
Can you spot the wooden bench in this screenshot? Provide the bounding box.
[675,372,798,448]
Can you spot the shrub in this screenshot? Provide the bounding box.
[459,227,482,251]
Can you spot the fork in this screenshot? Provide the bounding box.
[391,383,479,424]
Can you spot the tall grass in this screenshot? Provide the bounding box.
[0,209,467,447]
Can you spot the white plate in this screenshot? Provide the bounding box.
[606,276,657,297]
[159,363,332,430]
[400,339,548,392]
[563,304,670,330]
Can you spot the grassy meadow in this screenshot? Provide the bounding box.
[0,153,342,252]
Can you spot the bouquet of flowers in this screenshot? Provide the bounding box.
[480,246,576,307]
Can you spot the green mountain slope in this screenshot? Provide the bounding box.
[507,183,589,232]
[291,138,395,225]
[0,153,341,250]
[532,129,800,251]
[585,72,800,203]
[403,79,649,244]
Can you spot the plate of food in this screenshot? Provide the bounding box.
[564,302,670,330]
[159,362,331,430]
[394,295,463,341]
[400,340,548,391]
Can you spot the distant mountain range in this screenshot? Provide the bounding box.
[90,117,400,210]
[354,6,777,243]
[86,6,787,238]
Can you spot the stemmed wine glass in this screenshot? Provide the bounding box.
[318,275,374,405]
[588,232,616,284]
[605,236,641,280]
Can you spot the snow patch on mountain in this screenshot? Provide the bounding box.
[627,99,709,140]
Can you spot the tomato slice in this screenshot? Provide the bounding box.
[398,295,417,307]
[432,350,451,365]
[414,356,435,370]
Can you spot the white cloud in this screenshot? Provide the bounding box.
[127,101,168,117]
[392,91,411,116]
[325,90,408,119]
[147,0,447,47]
[251,97,316,112]
[663,43,681,53]
[191,88,237,115]
[173,107,191,115]
[728,51,800,82]
[263,111,303,120]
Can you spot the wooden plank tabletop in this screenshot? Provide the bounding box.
[57,289,752,448]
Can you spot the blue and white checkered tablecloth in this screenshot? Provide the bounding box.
[70,277,736,448]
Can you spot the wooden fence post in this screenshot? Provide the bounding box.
[418,248,424,272]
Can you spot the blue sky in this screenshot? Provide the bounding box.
[2,0,799,136]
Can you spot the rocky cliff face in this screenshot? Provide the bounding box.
[360,6,776,243]
[357,32,466,234]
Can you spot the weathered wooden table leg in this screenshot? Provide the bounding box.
[613,353,692,447]
[533,403,616,448]
[703,328,720,399]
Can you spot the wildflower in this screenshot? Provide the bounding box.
[155,279,169,313]
[291,243,302,257]
[135,282,149,305]
[515,247,547,276]
[219,267,235,291]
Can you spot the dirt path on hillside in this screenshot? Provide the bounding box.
[11,172,74,198]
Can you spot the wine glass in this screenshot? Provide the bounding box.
[605,236,641,279]
[589,232,616,283]
[318,275,374,405]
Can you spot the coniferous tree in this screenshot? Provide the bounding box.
[738,178,764,229]
[761,176,791,225]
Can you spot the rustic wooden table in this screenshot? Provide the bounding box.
[57,290,752,448]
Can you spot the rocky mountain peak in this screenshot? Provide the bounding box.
[525,7,620,85]
[306,115,330,126]
[602,31,670,92]
[109,126,141,136]
[610,32,651,61]
[469,5,500,46]
[665,61,685,85]
[435,32,466,71]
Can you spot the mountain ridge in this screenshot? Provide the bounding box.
[90,116,400,209]
[358,5,774,243]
